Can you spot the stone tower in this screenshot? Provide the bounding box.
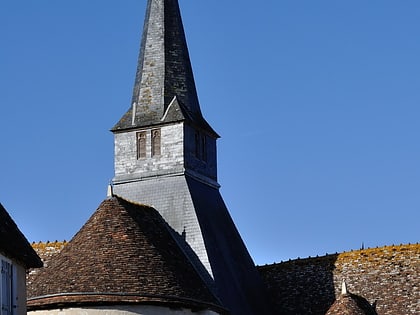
[111,1,271,314]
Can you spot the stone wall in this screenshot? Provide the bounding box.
[113,123,185,183]
[258,244,419,315]
[1,253,28,315]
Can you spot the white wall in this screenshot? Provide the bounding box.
[29,305,220,315]
[0,254,28,315]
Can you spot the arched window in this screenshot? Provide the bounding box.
[137,131,147,159]
[151,129,161,157]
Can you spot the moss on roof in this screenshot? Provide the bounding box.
[258,243,419,269]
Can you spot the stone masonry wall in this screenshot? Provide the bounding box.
[258,244,419,315]
[113,123,184,182]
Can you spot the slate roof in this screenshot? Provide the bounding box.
[27,196,225,313]
[326,293,377,315]
[0,203,42,268]
[112,0,218,137]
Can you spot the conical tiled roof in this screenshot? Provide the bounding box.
[0,203,42,268]
[27,196,224,313]
[326,286,377,315]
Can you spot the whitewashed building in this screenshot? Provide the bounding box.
[0,203,42,315]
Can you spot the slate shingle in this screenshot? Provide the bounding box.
[112,0,218,137]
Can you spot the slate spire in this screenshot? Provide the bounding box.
[113,0,213,133]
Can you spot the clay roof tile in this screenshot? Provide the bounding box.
[27,196,224,313]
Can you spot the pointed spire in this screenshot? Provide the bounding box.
[113,0,216,136]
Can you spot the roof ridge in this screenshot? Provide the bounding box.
[257,243,419,267]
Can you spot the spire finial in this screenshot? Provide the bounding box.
[107,183,114,199]
[341,280,348,295]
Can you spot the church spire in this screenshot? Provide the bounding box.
[113,0,215,135]
[111,2,272,313]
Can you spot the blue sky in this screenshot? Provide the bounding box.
[1,0,419,265]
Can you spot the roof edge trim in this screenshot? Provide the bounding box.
[28,292,228,314]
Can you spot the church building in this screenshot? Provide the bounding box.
[27,0,271,314]
[25,1,419,315]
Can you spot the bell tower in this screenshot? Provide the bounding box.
[111,1,271,314]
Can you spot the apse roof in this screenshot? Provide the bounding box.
[326,283,377,315]
[27,196,224,313]
[0,203,42,268]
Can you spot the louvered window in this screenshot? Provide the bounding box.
[201,134,207,162]
[195,132,201,158]
[194,131,207,162]
[151,129,161,157]
[1,258,12,315]
[137,131,147,159]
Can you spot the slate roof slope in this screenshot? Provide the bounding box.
[112,0,218,137]
[27,196,224,313]
[0,203,42,268]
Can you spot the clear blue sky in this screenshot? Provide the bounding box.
[1,1,419,265]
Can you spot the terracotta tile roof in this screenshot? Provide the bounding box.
[326,293,377,315]
[27,197,224,313]
[0,203,42,268]
[28,241,68,286]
